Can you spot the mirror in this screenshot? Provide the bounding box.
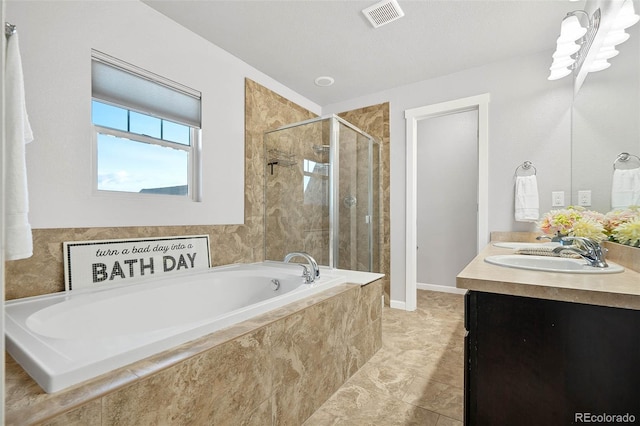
[571,13,640,212]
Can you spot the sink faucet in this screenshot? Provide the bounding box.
[283,252,320,283]
[536,231,572,245]
[552,237,608,268]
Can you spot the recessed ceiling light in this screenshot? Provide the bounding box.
[314,76,335,87]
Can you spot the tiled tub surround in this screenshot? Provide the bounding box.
[7,263,377,393]
[6,278,384,425]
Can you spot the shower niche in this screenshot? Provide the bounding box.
[264,115,380,273]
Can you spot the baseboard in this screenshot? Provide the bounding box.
[390,284,466,310]
[389,299,406,310]
[417,283,467,295]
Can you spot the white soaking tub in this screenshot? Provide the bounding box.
[5,262,350,393]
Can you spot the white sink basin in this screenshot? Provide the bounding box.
[485,255,624,274]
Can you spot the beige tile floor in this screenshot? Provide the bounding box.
[305,290,465,426]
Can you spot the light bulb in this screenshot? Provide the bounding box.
[596,46,619,60]
[558,15,587,42]
[553,39,581,56]
[548,67,572,80]
[588,59,611,72]
[550,57,575,70]
[602,29,630,47]
[611,0,640,30]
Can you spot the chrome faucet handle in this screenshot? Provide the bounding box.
[283,251,320,283]
[562,236,597,253]
[553,236,608,268]
[299,264,310,281]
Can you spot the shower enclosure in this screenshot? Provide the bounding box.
[264,115,380,273]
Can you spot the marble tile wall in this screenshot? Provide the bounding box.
[5,80,391,302]
[264,119,330,265]
[6,280,383,425]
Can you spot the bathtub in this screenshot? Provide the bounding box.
[5,262,349,393]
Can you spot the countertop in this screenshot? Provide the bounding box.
[456,243,640,310]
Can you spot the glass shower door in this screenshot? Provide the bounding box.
[264,115,379,273]
[333,120,379,272]
[264,119,330,266]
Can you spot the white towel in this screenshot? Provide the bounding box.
[5,33,35,260]
[514,175,539,222]
[611,168,640,209]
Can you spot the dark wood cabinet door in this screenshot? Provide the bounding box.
[464,291,640,426]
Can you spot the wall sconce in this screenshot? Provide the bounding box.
[548,0,639,81]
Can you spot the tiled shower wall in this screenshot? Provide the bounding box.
[264,116,385,275]
[4,79,391,301]
[264,119,330,265]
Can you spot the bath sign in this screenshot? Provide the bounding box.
[63,235,211,290]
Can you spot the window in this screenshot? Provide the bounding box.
[303,159,329,205]
[91,50,202,199]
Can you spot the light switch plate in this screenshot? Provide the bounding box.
[578,190,592,207]
[552,191,565,207]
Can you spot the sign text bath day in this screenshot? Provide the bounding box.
[63,235,211,290]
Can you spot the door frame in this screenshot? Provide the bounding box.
[404,94,490,311]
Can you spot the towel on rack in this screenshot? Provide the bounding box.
[514,175,539,222]
[5,33,35,260]
[611,168,640,209]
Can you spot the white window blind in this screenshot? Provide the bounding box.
[91,50,201,128]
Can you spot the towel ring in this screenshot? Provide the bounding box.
[613,152,640,170]
[515,161,536,177]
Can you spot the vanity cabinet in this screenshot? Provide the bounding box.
[464,291,640,426]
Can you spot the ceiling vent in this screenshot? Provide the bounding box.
[362,0,405,28]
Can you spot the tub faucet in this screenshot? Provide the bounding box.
[552,237,608,268]
[283,252,319,283]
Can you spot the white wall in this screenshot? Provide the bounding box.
[7,0,320,229]
[324,51,574,304]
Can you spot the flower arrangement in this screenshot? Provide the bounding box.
[605,206,640,247]
[538,206,607,241]
[538,205,640,247]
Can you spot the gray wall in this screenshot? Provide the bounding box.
[324,50,574,305]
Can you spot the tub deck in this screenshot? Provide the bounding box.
[5,266,383,425]
[6,263,348,393]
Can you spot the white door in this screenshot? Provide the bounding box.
[416,110,478,289]
[404,93,489,311]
